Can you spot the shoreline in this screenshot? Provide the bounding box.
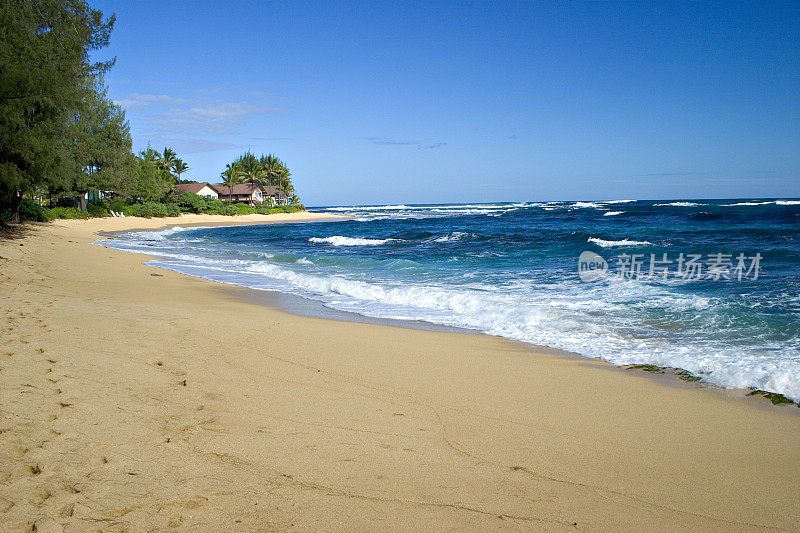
[222,286,800,415]
[1,214,799,530]
[101,215,799,415]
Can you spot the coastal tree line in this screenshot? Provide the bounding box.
[221,152,298,204]
[0,0,298,224]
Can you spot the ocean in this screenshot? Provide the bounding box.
[103,199,800,402]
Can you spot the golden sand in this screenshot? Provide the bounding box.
[1,213,798,531]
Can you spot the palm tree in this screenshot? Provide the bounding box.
[141,146,159,163]
[259,154,282,188]
[173,159,189,181]
[158,147,177,170]
[221,162,242,203]
[238,153,264,185]
[156,147,178,183]
[261,154,294,191]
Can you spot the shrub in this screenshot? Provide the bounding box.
[231,203,255,215]
[47,207,90,220]
[254,204,304,215]
[217,204,238,216]
[19,199,54,222]
[123,201,181,218]
[174,192,207,213]
[87,201,111,218]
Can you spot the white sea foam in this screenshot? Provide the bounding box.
[122,225,214,242]
[309,236,395,246]
[570,200,635,209]
[99,220,800,403]
[431,231,473,242]
[654,202,703,207]
[603,211,624,216]
[588,237,653,247]
[720,200,800,206]
[139,256,800,403]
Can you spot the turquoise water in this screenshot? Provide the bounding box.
[104,199,800,401]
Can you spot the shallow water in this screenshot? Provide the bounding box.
[102,198,800,401]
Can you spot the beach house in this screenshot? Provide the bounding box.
[262,185,290,206]
[209,183,291,206]
[211,183,265,205]
[173,182,219,199]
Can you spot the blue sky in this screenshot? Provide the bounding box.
[92,1,799,206]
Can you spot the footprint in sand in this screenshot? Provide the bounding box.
[0,496,14,513]
[27,489,51,505]
[59,502,75,517]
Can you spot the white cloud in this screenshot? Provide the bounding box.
[160,138,242,154]
[367,137,447,150]
[115,91,283,136]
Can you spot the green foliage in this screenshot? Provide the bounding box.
[19,199,54,222]
[122,201,180,218]
[174,192,208,213]
[221,152,294,194]
[217,204,239,216]
[201,198,227,214]
[67,80,133,210]
[173,160,189,180]
[47,206,90,219]
[256,204,304,214]
[156,147,178,179]
[134,150,173,202]
[0,0,117,222]
[231,202,255,215]
[86,201,110,217]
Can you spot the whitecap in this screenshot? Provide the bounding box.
[588,237,653,247]
[431,231,474,242]
[309,236,395,246]
[721,201,773,206]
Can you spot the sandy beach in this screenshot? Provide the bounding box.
[1,213,799,532]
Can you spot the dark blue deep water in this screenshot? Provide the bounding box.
[105,199,800,401]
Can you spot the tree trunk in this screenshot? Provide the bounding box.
[78,193,87,211]
[10,189,23,224]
